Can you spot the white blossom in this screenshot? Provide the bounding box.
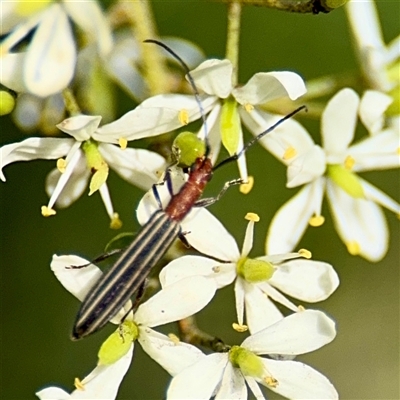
[1,1,112,97]
[0,114,166,225]
[160,213,339,334]
[243,88,399,261]
[167,310,338,400]
[45,254,215,397]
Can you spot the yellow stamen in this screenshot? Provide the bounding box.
[298,305,306,311]
[118,137,128,150]
[240,176,254,194]
[283,146,297,160]
[74,377,85,391]
[264,376,279,388]
[179,109,189,125]
[56,158,67,173]
[347,241,360,255]
[41,206,56,217]
[298,248,312,259]
[232,323,248,332]
[244,103,254,112]
[245,212,260,222]
[110,213,122,230]
[397,147,400,155]
[309,214,325,227]
[344,155,355,170]
[168,333,180,344]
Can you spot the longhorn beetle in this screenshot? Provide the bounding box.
[72,40,305,340]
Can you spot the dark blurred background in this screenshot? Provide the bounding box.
[1,1,399,399]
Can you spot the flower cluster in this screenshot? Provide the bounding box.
[1,0,398,399]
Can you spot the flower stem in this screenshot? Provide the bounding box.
[225,1,242,87]
[119,0,169,96]
[62,88,81,116]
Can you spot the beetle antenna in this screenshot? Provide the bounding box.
[144,39,209,155]
[213,105,307,171]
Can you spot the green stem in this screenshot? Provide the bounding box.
[225,1,242,86]
[120,0,169,96]
[62,88,81,116]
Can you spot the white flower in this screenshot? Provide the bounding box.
[1,1,112,97]
[127,59,306,181]
[0,114,166,225]
[250,88,399,261]
[160,213,339,334]
[345,0,399,93]
[47,254,215,396]
[167,310,338,400]
[36,348,133,400]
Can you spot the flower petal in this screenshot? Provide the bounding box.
[135,276,215,327]
[322,88,359,156]
[361,178,400,214]
[326,179,389,261]
[36,387,70,399]
[159,255,235,289]
[243,281,283,334]
[95,94,217,141]
[99,144,166,191]
[268,260,339,302]
[232,71,306,105]
[50,254,103,302]
[70,346,132,399]
[216,363,247,399]
[24,4,76,97]
[56,115,102,141]
[287,145,326,187]
[242,310,336,355]
[167,353,228,399]
[239,108,314,165]
[359,90,393,135]
[0,52,28,92]
[259,358,338,399]
[63,1,113,56]
[0,137,74,181]
[349,129,400,172]
[138,328,205,376]
[190,59,233,98]
[45,162,89,208]
[181,208,241,261]
[266,179,325,254]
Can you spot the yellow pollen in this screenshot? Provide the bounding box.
[245,212,260,222]
[110,213,122,230]
[41,206,56,217]
[118,138,128,149]
[179,109,189,125]
[282,146,297,160]
[212,265,221,273]
[298,305,306,311]
[240,176,254,194]
[168,333,180,344]
[347,241,361,255]
[309,214,325,227]
[344,155,355,170]
[232,323,248,332]
[56,158,67,173]
[397,147,400,155]
[298,248,312,259]
[74,377,85,391]
[264,376,279,388]
[244,103,254,112]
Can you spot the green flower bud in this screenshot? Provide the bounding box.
[327,164,364,198]
[0,90,16,116]
[98,320,139,365]
[173,131,206,167]
[237,257,275,283]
